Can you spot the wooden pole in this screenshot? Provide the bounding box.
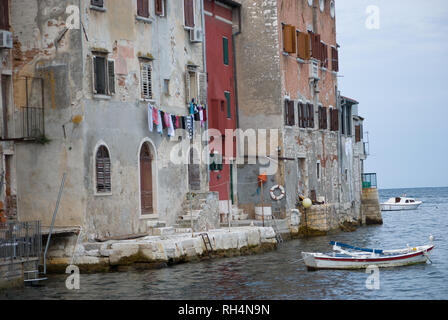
[261,181,265,227]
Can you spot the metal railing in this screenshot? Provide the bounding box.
[362,173,377,189]
[0,221,42,261]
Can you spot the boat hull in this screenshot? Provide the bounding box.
[380,202,422,211]
[302,246,434,270]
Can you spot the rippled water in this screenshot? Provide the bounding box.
[2,187,447,300]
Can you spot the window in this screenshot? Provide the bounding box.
[0,0,9,30]
[93,55,115,96]
[296,31,311,60]
[210,153,223,171]
[137,0,149,18]
[163,79,170,95]
[155,0,166,16]
[346,105,352,136]
[331,46,339,72]
[330,1,335,18]
[96,145,111,193]
[321,42,328,68]
[316,161,321,181]
[184,0,195,28]
[91,0,104,8]
[355,125,361,142]
[319,0,325,12]
[298,103,314,128]
[141,62,153,100]
[223,37,229,65]
[318,106,328,130]
[282,24,296,54]
[225,91,231,119]
[284,100,295,126]
[330,108,339,131]
[309,32,321,60]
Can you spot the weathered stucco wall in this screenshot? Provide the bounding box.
[12,0,208,240]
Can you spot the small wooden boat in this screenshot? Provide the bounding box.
[302,240,434,271]
[380,196,422,211]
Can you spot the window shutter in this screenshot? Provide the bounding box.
[323,107,327,129]
[282,24,296,54]
[298,103,304,128]
[155,0,163,16]
[310,33,321,60]
[96,146,111,193]
[288,100,295,126]
[297,32,311,60]
[307,103,314,128]
[107,60,115,95]
[141,63,152,99]
[0,0,9,30]
[355,125,361,142]
[321,43,328,68]
[137,0,144,16]
[91,0,104,7]
[332,47,339,72]
[225,92,231,119]
[92,56,98,94]
[184,0,195,28]
[223,37,229,65]
[185,70,191,104]
[198,72,207,105]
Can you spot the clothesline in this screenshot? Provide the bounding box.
[147,101,207,139]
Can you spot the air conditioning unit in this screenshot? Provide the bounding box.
[190,28,203,43]
[309,59,320,80]
[0,30,13,49]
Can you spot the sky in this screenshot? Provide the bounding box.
[335,0,448,189]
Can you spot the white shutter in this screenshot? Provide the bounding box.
[141,63,152,99]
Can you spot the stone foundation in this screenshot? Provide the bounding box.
[361,188,383,225]
[45,227,278,273]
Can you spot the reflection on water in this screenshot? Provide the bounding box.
[1,187,448,300]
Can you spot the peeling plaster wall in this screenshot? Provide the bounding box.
[12,0,207,240]
[12,0,86,228]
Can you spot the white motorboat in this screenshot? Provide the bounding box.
[302,240,434,271]
[380,196,422,211]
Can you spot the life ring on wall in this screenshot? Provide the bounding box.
[270,185,285,201]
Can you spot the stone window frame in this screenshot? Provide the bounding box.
[92,51,115,99]
[93,141,113,197]
[90,0,107,12]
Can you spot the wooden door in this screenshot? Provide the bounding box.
[140,143,153,214]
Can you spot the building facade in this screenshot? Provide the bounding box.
[204,0,240,215]
[9,0,213,241]
[234,0,376,231]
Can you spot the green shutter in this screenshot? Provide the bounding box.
[223,37,229,65]
[225,91,231,119]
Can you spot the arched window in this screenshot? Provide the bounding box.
[96,145,111,193]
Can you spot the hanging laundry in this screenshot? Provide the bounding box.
[148,104,154,132]
[175,115,180,129]
[186,115,193,139]
[163,111,172,129]
[156,110,163,134]
[190,102,195,115]
[203,107,207,122]
[167,115,175,137]
[171,115,177,130]
[153,107,159,125]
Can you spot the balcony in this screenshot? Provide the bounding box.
[362,173,377,189]
[1,76,45,142]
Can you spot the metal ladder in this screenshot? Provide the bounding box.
[199,233,214,257]
[271,209,284,244]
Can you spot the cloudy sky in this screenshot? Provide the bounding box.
[336,0,448,189]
